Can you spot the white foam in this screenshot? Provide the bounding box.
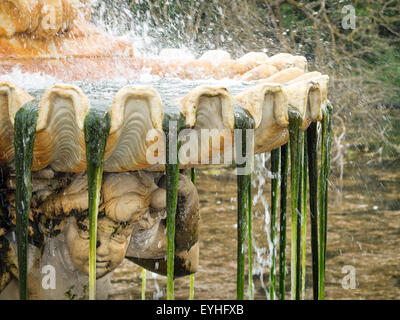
[0,67,60,91]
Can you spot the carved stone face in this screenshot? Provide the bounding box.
[65,214,134,278]
[59,171,161,278]
[0,168,200,289]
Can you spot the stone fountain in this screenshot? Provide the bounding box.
[0,0,330,300]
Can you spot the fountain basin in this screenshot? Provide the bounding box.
[0,68,328,173]
[0,0,332,301]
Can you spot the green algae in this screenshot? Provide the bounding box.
[288,106,303,300]
[84,108,111,300]
[14,100,38,300]
[306,121,319,299]
[318,101,333,299]
[301,134,308,300]
[279,143,289,300]
[190,167,196,300]
[270,147,280,300]
[163,112,186,300]
[234,107,254,300]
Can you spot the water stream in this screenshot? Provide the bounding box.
[306,121,319,299]
[318,102,333,299]
[269,147,280,299]
[233,106,255,300]
[163,112,185,300]
[279,143,289,300]
[288,106,303,299]
[13,101,38,300]
[83,108,111,300]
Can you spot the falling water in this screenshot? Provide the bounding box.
[152,272,164,300]
[163,112,185,300]
[233,106,254,300]
[301,135,308,300]
[252,152,272,298]
[279,144,289,300]
[306,121,319,299]
[84,108,111,300]
[288,106,303,300]
[318,101,333,299]
[269,148,280,299]
[247,171,254,300]
[14,100,38,300]
[141,268,147,300]
[189,167,196,300]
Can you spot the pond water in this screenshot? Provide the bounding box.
[110,149,400,300]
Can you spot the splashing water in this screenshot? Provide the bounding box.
[251,153,273,299]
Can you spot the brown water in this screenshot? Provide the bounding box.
[109,155,400,300]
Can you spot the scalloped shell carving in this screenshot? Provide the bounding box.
[235,83,288,154]
[104,86,163,172]
[33,83,88,172]
[0,81,33,165]
[0,56,329,172]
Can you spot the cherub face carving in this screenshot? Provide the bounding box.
[65,214,134,278]
[1,168,199,283]
[60,172,161,278]
[0,167,200,296]
[5,170,161,279]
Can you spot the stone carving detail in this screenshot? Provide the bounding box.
[0,169,199,299]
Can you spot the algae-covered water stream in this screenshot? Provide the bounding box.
[84,108,111,300]
[14,101,38,300]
